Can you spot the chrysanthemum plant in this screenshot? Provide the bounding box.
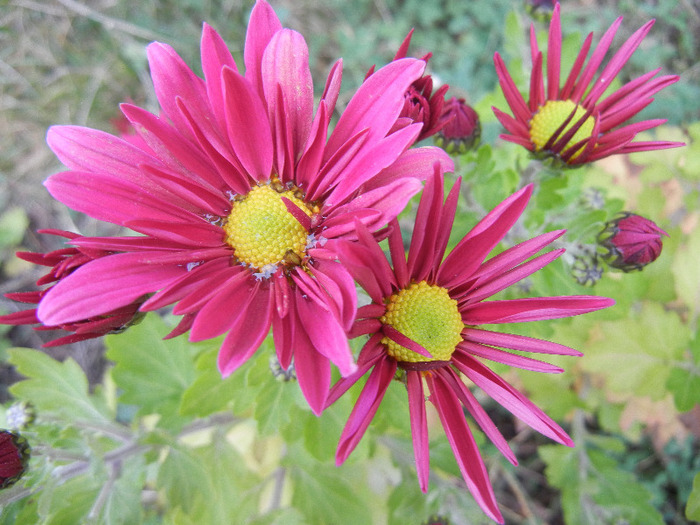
[1,1,700,524]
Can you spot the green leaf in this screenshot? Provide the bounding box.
[8,348,111,422]
[0,207,29,248]
[105,313,200,417]
[158,445,210,515]
[687,472,700,521]
[100,455,146,525]
[288,451,373,525]
[582,302,690,399]
[673,223,700,322]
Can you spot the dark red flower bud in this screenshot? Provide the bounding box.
[0,430,30,489]
[0,230,147,346]
[434,97,481,154]
[598,213,668,272]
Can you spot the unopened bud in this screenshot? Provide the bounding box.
[598,213,668,272]
[434,97,481,154]
[0,430,30,489]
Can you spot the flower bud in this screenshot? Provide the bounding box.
[0,430,30,489]
[570,246,604,286]
[5,402,35,431]
[526,0,556,21]
[598,213,668,272]
[434,97,481,154]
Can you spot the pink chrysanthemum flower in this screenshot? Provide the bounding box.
[493,2,683,166]
[0,230,146,347]
[35,0,451,414]
[327,172,613,523]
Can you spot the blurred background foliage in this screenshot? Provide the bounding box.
[1,0,699,524]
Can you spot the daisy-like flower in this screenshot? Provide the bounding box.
[35,0,451,414]
[493,2,683,166]
[0,230,146,347]
[327,171,613,522]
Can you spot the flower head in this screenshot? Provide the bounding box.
[598,212,667,271]
[0,230,146,347]
[493,3,683,166]
[327,171,613,522]
[434,97,481,154]
[0,430,30,489]
[34,0,450,414]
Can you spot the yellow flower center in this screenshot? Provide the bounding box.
[223,183,313,272]
[529,100,596,160]
[380,281,464,363]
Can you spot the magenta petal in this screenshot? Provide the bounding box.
[426,372,503,524]
[336,356,397,464]
[222,68,273,180]
[190,270,257,341]
[293,313,332,416]
[464,328,582,356]
[201,23,238,135]
[38,252,185,325]
[461,296,614,324]
[382,325,432,359]
[262,29,313,163]
[325,58,425,160]
[244,0,283,98]
[406,371,430,492]
[310,259,357,331]
[217,284,273,376]
[363,146,453,192]
[459,340,564,373]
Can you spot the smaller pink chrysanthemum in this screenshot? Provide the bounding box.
[0,230,145,347]
[493,2,683,166]
[326,170,614,523]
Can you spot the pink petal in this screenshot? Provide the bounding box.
[201,23,238,136]
[426,372,503,523]
[464,328,582,356]
[217,283,273,376]
[244,0,283,98]
[293,315,332,416]
[336,356,397,464]
[493,52,531,124]
[547,4,562,100]
[459,340,564,373]
[38,252,185,325]
[362,145,453,192]
[222,68,273,180]
[406,371,430,492]
[461,296,614,325]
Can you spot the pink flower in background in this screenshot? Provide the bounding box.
[327,171,613,522]
[0,230,145,347]
[493,2,683,166]
[598,212,668,271]
[36,0,451,414]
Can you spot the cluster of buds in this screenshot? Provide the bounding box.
[0,230,146,346]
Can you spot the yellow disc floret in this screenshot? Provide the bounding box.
[223,183,313,271]
[530,100,595,160]
[380,281,464,363]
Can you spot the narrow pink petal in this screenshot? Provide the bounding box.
[201,23,238,136]
[325,58,425,161]
[406,371,430,492]
[529,50,544,112]
[172,266,244,315]
[615,140,685,155]
[438,185,533,289]
[308,128,369,201]
[387,220,409,289]
[571,17,623,103]
[310,258,357,331]
[217,284,273,376]
[244,0,283,98]
[459,249,565,305]
[362,146,453,192]
[125,219,223,247]
[493,52,531,124]
[319,209,383,240]
[441,367,516,465]
[164,313,195,340]
[453,352,573,446]
[334,238,392,304]
[296,101,329,190]
[70,235,188,252]
[38,252,185,325]
[189,270,256,340]
[318,58,343,121]
[336,356,397,464]
[464,328,582,356]
[293,315,331,416]
[324,124,422,209]
[461,296,614,325]
[272,300,294,369]
[273,263,292,319]
[281,197,312,231]
[262,29,313,164]
[459,340,564,373]
[296,293,357,376]
[561,33,593,99]
[547,4,562,100]
[431,179,462,279]
[492,107,531,140]
[381,325,432,359]
[584,20,655,106]
[426,373,503,523]
[146,42,211,140]
[326,335,385,408]
[222,68,273,180]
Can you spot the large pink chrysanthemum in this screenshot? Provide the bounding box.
[326,171,613,522]
[35,0,451,414]
[493,2,683,166]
